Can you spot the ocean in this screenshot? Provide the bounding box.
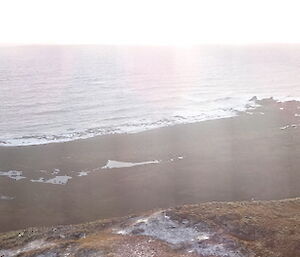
[1,44,300,146]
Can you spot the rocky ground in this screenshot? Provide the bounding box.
[0,198,299,257]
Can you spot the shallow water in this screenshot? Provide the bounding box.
[1,45,300,146]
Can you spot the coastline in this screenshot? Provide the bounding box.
[0,99,300,233]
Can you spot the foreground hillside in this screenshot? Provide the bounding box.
[0,198,299,257]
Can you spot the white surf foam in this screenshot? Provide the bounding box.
[102,160,161,169]
[0,97,262,147]
[0,195,15,200]
[0,96,285,147]
[51,168,60,175]
[30,177,46,183]
[77,171,90,176]
[0,170,26,181]
[2,45,300,147]
[45,176,72,185]
[30,176,72,185]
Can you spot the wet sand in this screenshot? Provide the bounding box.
[0,99,300,232]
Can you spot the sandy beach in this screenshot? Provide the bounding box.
[2,2,300,256]
[0,98,300,233]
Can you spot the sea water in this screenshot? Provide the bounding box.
[1,44,300,146]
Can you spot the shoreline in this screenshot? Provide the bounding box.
[0,97,296,148]
[0,97,297,149]
[0,110,241,148]
[0,98,300,233]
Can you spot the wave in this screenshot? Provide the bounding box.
[0,97,260,147]
[2,46,300,147]
[2,94,300,147]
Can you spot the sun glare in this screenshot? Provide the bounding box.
[0,0,300,45]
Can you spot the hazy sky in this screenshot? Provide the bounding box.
[1,0,300,45]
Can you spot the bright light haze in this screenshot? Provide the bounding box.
[1,0,300,45]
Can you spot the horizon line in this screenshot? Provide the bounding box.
[1,42,300,48]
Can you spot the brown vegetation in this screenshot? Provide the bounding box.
[0,198,299,257]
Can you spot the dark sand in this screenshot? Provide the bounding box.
[0,99,300,232]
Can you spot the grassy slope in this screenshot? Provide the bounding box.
[0,198,299,257]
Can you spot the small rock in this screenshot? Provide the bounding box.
[59,234,66,239]
[249,96,257,101]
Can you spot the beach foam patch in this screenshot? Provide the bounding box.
[0,170,26,181]
[30,177,46,183]
[102,160,161,169]
[280,125,290,130]
[280,124,299,130]
[0,195,15,200]
[30,176,72,185]
[77,171,90,176]
[45,176,72,185]
[51,168,60,175]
